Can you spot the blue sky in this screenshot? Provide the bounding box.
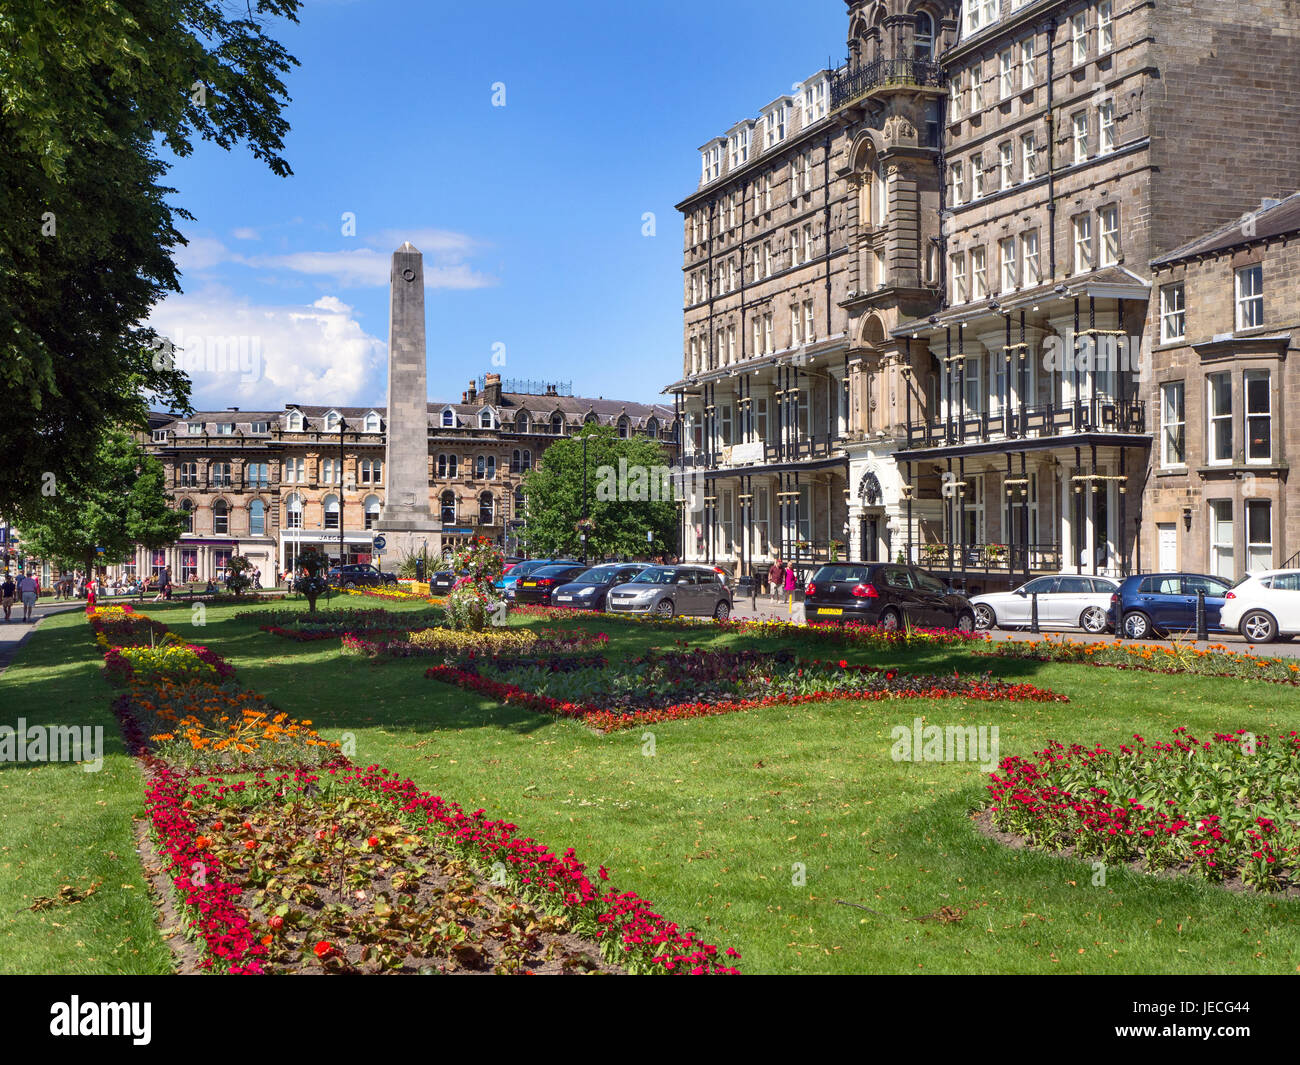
[157,0,848,413]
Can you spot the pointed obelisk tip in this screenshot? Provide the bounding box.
[396,240,420,255]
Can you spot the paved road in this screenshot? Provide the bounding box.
[0,601,86,674]
[728,593,1300,656]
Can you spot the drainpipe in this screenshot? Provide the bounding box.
[1045,15,1058,281]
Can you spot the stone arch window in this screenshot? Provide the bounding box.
[584,412,599,426]
[550,413,564,435]
[646,417,659,438]
[617,416,630,438]
[322,494,340,530]
[437,452,459,479]
[363,411,381,432]
[179,498,194,533]
[476,454,496,480]
[478,407,495,429]
[513,485,525,516]
[478,492,495,526]
[440,491,457,524]
[522,449,532,472]
[363,494,381,530]
[441,408,456,428]
[323,410,341,432]
[511,449,522,474]
[285,493,303,529]
[516,412,530,434]
[913,10,935,61]
[286,410,303,431]
[249,498,266,537]
[213,499,230,535]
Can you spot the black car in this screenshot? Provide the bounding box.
[429,568,462,593]
[550,563,648,611]
[327,563,398,589]
[804,562,976,631]
[512,563,589,606]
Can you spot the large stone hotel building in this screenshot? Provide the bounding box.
[108,377,674,584]
[669,0,1300,590]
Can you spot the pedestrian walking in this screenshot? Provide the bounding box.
[18,573,38,623]
[163,566,173,601]
[1,574,14,622]
[86,576,97,613]
[783,562,797,614]
[768,558,785,602]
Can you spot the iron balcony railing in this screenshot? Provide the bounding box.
[913,542,1064,576]
[830,58,946,110]
[905,400,1147,450]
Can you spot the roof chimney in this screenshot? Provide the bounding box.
[483,372,502,406]
[467,378,478,403]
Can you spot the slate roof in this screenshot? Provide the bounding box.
[1152,192,1300,267]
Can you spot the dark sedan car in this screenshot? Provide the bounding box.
[1106,572,1233,639]
[429,568,464,593]
[512,563,590,606]
[550,563,648,611]
[327,563,398,589]
[804,562,977,631]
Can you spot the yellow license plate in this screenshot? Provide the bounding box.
[817,608,843,616]
[522,582,536,587]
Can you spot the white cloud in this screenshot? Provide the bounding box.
[231,227,261,241]
[148,289,385,410]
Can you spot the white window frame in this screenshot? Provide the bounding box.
[1246,499,1272,572]
[1021,132,1039,179]
[999,141,1013,190]
[1000,236,1018,292]
[1072,111,1089,164]
[1210,499,1234,579]
[1245,368,1272,464]
[1160,381,1186,468]
[971,246,988,299]
[999,49,1015,99]
[1207,371,1233,466]
[1073,214,1093,274]
[1099,205,1120,266]
[1099,100,1116,153]
[1020,38,1035,90]
[1159,282,1185,343]
[1236,264,1264,329]
[1072,12,1088,65]
[1022,229,1040,286]
[952,251,969,303]
[1099,0,1114,52]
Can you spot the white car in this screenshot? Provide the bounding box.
[1218,569,1300,644]
[971,573,1120,633]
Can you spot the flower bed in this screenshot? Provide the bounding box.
[343,585,445,605]
[342,626,609,662]
[987,728,1300,892]
[104,642,237,686]
[428,649,1067,732]
[981,635,1300,684]
[89,607,740,974]
[247,607,447,641]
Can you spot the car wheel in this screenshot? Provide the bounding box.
[879,607,901,632]
[1080,606,1108,634]
[955,610,976,634]
[973,603,996,630]
[714,600,731,621]
[1242,610,1278,644]
[654,599,675,619]
[1122,611,1153,640]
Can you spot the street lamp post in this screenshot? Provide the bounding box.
[581,432,588,566]
[338,417,347,566]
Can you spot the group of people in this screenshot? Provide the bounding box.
[766,557,801,600]
[0,573,40,623]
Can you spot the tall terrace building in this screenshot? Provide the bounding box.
[891,0,1300,591]
[667,2,960,578]
[108,376,676,584]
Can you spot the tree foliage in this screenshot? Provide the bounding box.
[520,427,677,560]
[17,429,184,572]
[0,0,302,522]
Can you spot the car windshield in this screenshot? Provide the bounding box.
[578,566,618,583]
[535,565,578,577]
[631,567,676,585]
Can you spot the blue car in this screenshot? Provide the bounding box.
[1106,573,1234,639]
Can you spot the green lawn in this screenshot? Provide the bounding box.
[8,599,1300,974]
[0,611,173,974]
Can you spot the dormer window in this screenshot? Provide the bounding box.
[764,103,789,147]
[323,410,341,431]
[516,412,530,433]
[214,422,235,435]
[187,422,203,435]
[442,408,456,428]
[152,429,169,443]
[728,126,751,169]
[286,410,303,431]
[478,407,496,429]
[363,411,381,433]
[701,142,722,184]
[802,79,828,124]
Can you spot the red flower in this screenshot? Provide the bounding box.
[314,941,335,958]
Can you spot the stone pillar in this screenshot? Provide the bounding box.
[376,242,440,561]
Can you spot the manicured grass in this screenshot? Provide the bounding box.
[156,601,1300,974]
[0,611,173,974]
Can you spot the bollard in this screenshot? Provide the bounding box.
[1030,592,1040,634]
[1196,588,1208,642]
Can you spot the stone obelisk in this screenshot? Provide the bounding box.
[376,242,438,561]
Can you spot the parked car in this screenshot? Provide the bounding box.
[1107,573,1233,639]
[1218,569,1300,643]
[606,564,733,619]
[551,563,649,611]
[497,559,578,599]
[429,569,462,593]
[327,563,398,589]
[971,574,1120,633]
[512,563,591,606]
[804,562,977,631]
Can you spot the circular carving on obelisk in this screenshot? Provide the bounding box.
[402,268,416,282]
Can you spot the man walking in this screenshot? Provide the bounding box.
[18,572,38,623]
[768,557,784,602]
[1,573,14,622]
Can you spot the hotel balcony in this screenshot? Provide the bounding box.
[905,398,1146,450]
[830,58,945,112]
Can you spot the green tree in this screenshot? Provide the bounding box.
[520,427,678,560]
[0,0,302,523]
[17,430,184,575]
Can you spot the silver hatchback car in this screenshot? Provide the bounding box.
[606,565,732,620]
